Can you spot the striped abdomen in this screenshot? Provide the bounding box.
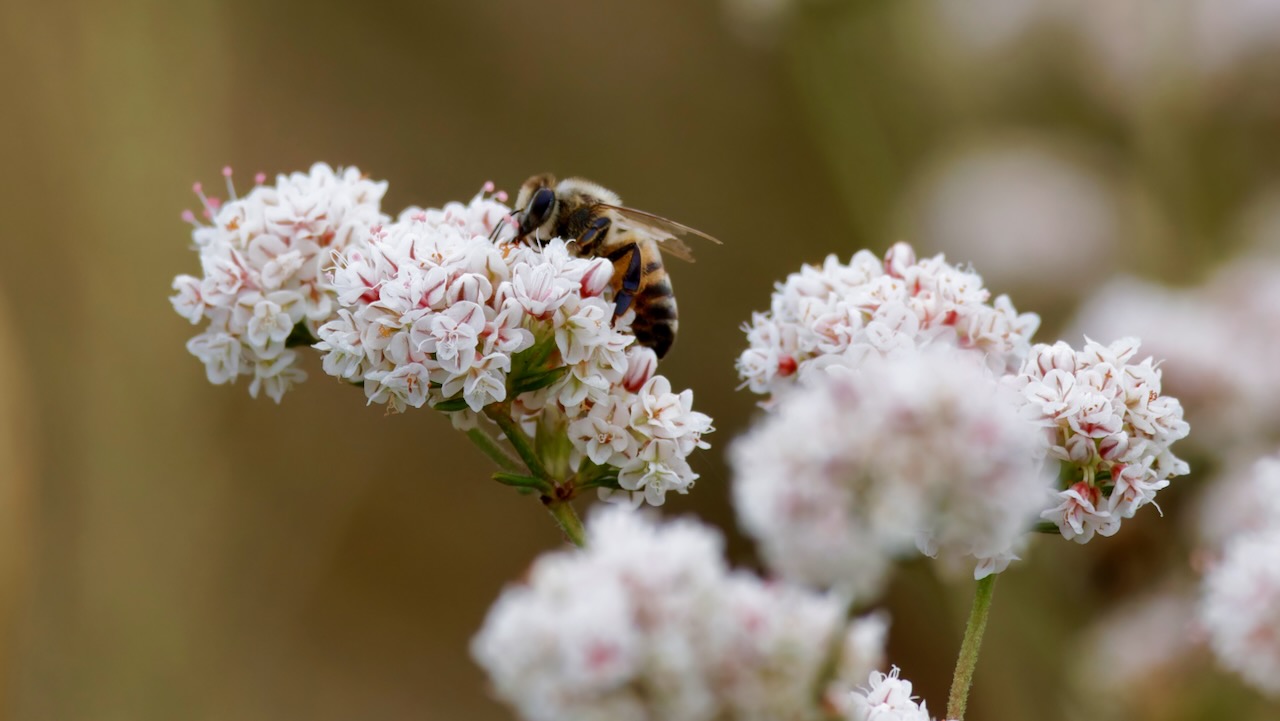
[626,240,678,359]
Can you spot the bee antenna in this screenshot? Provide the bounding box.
[489,214,514,243]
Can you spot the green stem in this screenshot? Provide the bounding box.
[465,428,523,473]
[946,574,998,721]
[1033,521,1061,534]
[492,472,552,494]
[482,404,584,546]
[483,404,551,481]
[544,500,586,547]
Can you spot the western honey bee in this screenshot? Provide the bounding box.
[495,173,721,359]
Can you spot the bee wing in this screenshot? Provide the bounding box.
[599,204,722,264]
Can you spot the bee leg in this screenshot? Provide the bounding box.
[577,215,612,254]
[606,242,642,317]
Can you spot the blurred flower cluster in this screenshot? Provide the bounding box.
[1199,455,1280,698]
[473,506,888,721]
[732,348,1051,596]
[736,244,1189,573]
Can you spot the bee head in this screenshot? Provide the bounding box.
[513,173,559,241]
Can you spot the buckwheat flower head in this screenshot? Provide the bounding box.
[472,507,888,721]
[316,188,712,507]
[845,667,935,721]
[737,242,1039,401]
[1201,527,1280,697]
[171,163,389,402]
[1007,337,1191,543]
[731,349,1052,596]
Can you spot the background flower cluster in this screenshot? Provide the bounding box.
[473,506,888,721]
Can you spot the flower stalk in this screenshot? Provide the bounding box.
[465,428,523,474]
[543,498,586,548]
[483,404,552,481]
[946,574,998,721]
[478,403,586,547]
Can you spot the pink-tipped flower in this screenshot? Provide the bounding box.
[845,667,936,721]
[622,345,657,393]
[737,242,1039,401]
[314,186,712,507]
[1007,337,1190,543]
[170,163,389,402]
[579,257,614,298]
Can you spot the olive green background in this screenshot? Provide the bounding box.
[2,1,1278,720]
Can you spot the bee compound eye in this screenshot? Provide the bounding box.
[528,187,556,225]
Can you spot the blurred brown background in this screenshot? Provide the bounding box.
[2,0,1280,719]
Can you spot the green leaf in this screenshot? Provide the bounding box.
[492,472,552,494]
[512,367,569,395]
[432,398,472,413]
[511,334,558,376]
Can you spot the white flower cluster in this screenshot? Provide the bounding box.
[737,242,1039,401]
[731,350,1052,596]
[170,163,389,402]
[472,507,887,721]
[1198,453,1280,698]
[315,190,712,507]
[1071,266,1280,451]
[845,668,936,721]
[1007,338,1190,543]
[1201,527,1280,697]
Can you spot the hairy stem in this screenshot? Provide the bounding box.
[483,404,551,481]
[465,428,523,473]
[544,499,586,547]
[946,574,998,721]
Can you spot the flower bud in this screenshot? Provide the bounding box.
[623,345,658,393]
[580,257,613,298]
[883,241,916,278]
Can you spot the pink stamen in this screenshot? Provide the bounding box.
[192,181,218,217]
[181,209,197,224]
[482,180,495,193]
[222,166,238,201]
[495,190,509,202]
[254,172,266,185]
